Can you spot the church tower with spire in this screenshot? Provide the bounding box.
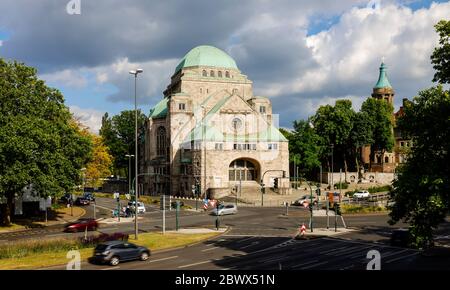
[372,62,394,104]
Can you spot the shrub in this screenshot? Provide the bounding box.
[367,185,392,193]
[79,232,129,246]
[334,182,349,190]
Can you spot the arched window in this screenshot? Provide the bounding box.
[210,70,215,77]
[218,71,222,77]
[202,70,207,77]
[385,156,389,163]
[225,71,230,78]
[229,159,257,181]
[157,126,167,156]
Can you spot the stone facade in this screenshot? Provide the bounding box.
[141,46,289,198]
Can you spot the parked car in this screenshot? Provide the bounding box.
[291,195,318,206]
[353,190,370,199]
[64,218,98,232]
[211,204,238,216]
[60,193,73,204]
[90,241,151,266]
[83,192,95,202]
[75,197,91,206]
[128,201,146,214]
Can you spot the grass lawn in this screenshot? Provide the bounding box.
[0,223,27,233]
[341,204,388,214]
[0,232,220,270]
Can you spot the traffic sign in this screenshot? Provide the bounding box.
[299,224,306,236]
[209,199,217,208]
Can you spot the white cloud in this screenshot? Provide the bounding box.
[69,106,105,135]
[41,69,88,89]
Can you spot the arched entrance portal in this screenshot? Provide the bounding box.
[229,159,259,181]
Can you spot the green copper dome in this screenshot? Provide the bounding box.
[374,62,392,89]
[175,45,238,73]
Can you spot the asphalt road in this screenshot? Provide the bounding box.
[3,196,449,270]
[0,197,409,242]
[47,234,446,270]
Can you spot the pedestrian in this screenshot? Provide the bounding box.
[125,206,131,217]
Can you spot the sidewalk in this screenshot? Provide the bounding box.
[295,227,356,239]
[98,216,144,224]
[165,227,228,234]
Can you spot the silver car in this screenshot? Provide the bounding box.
[212,204,238,216]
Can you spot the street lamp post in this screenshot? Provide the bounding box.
[299,176,314,232]
[125,154,135,195]
[129,68,143,240]
[201,105,206,200]
[330,144,334,189]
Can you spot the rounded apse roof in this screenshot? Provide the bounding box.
[175,45,238,73]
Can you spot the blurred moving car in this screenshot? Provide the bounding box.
[90,241,151,266]
[212,204,237,216]
[83,192,95,202]
[64,218,98,232]
[75,197,90,206]
[128,201,146,214]
[291,195,318,206]
[353,190,370,199]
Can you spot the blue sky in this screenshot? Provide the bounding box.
[0,0,449,132]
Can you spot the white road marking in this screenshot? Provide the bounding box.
[201,247,219,252]
[102,266,120,270]
[300,261,329,269]
[239,241,260,250]
[178,260,212,268]
[236,236,258,243]
[292,260,319,268]
[386,252,419,263]
[149,256,178,263]
[320,246,350,254]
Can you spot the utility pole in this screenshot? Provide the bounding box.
[331,144,334,190]
[162,194,166,234]
[129,68,143,240]
[201,105,206,201]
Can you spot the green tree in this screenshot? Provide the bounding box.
[285,120,322,173]
[311,100,355,173]
[431,20,450,84]
[0,59,92,225]
[389,21,450,248]
[349,111,374,177]
[360,98,394,170]
[100,110,146,178]
[388,86,450,248]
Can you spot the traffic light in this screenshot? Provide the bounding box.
[274,178,278,189]
[317,188,321,196]
[334,203,341,215]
